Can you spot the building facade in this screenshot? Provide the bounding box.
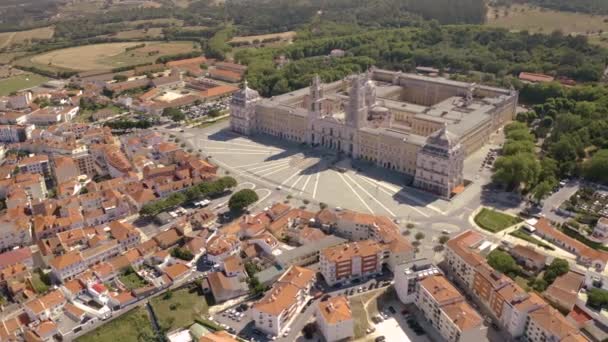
[230,70,517,198]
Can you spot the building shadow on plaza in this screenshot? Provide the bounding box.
[479,183,524,211]
[209,128,454,208]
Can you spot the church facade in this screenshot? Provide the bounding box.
[230,69,517,198]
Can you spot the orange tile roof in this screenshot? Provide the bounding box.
[199,330,239,342]
[164,263,189,281]
[253,266,314,316]
[441,300,482,331]
[519,72,555,83]
[528,305,582,339]
[535,218,608,263]
[318,295,352,324]
[322,240,383,263]
[200,85,238,98]
[446,230,486,267]
[419,274,463,304]
[25,290,65,315]
[223,255,243,274]
[49,251,83,270]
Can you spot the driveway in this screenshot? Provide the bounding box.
[541,181,580,223]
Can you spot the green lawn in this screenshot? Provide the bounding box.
[0,73,49,96]
[119,272,148,290]
[150,287,209,331]
[509,228,555,250]
[474,208,522,233]
[76,307,155,342]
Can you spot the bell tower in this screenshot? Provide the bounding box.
[346,75,368,128]
[309,74,323,119]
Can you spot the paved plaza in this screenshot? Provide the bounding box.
[163,121,514,249]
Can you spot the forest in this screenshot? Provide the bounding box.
[237,23,608,97]
[493,82,608,199]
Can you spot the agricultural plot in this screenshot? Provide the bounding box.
[25,41,197,72]
[487,4,608,34]
[0,26,54,49]
[0,73,49,96]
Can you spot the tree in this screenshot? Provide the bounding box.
[487,249,519,277]
[163,107,186,122]
[584,149,608,185]
[113,74,128,82]
[493,153,541,191]
[438,235,450,245]
[170,247,194,261]
[414,232,425,241]
[587,288,608,309]
[228,189,258,212]
[531,181,553,203]
[208,108,222,117]
[528,278,548,292]
[543,258,569,284]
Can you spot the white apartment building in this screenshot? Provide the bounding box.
[316,296,354,342]
[394,259,441,304]
[320,240,384,286]
[49,251,86,282]
[444,230,493,288]
[524,306,586,342]
[18,154,52,180]
[0,208,32,252]
[416,274,485,342]
[252,266,315,336]
[593,217,608,240]
[24,290,66,323]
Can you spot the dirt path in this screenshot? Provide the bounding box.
[0,32,15,49]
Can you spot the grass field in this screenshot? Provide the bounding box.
[0,73,49,96]
[487,4,608,34]
[150,287,209,331]
[26,41,196,72]
[0,26,54,49]
[229,31,296,44]
[76,307,154,342]
[474,208,521,233]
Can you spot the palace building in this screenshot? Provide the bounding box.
[230,69,517,198]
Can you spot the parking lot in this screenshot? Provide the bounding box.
[184,98,230,120]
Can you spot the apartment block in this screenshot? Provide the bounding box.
[416,274,485,342]
[316,296,354,342]
[320,240,384,286]
[252,266,315,336]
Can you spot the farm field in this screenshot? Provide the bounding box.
[0,73,49,96]
[75,307,154,342]
[0,26,54,49]
[487,4,608,34]
[25,41,197,72]
[229,31,296,44]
